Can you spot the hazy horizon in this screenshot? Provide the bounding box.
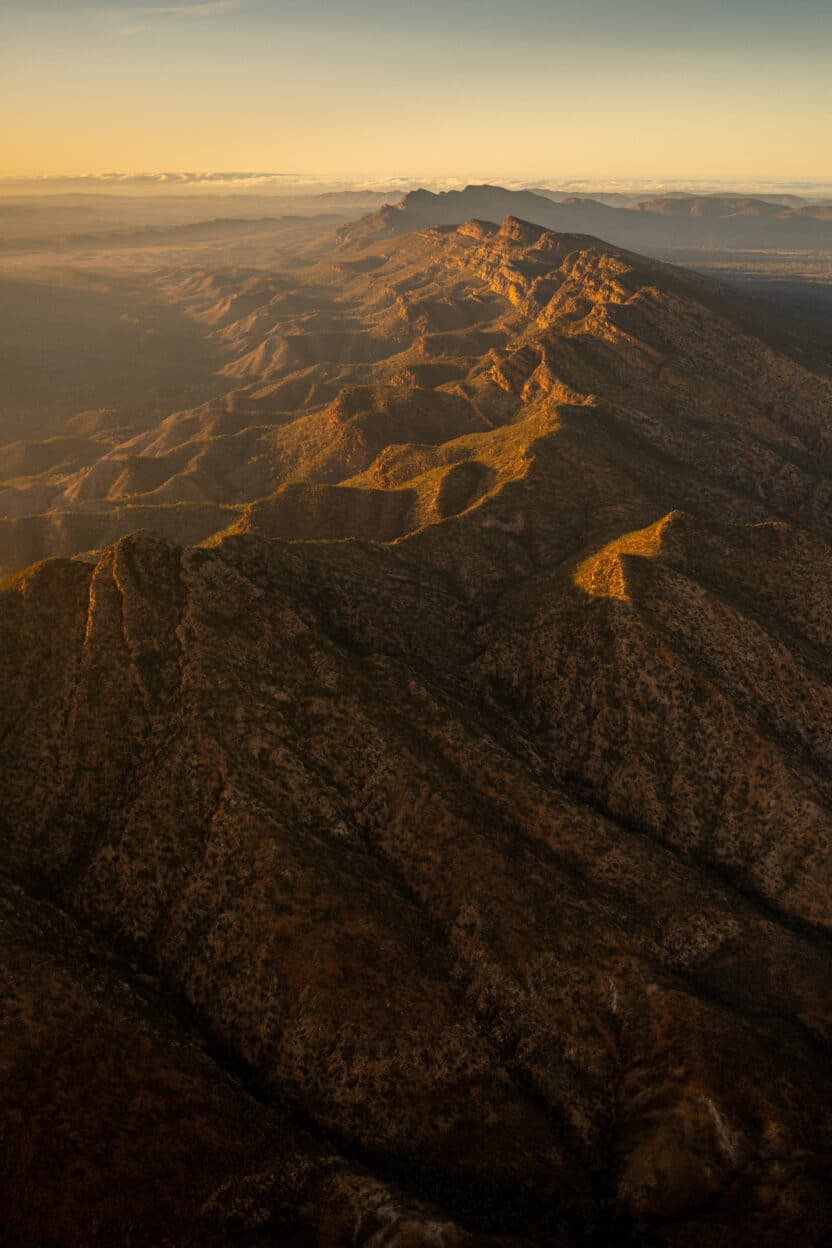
[3,173,832,203]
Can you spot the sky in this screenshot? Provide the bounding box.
[1,0,830,183]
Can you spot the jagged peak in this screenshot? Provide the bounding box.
[498,216,549,244]
[457,218,499,240]
[574,510,690,601]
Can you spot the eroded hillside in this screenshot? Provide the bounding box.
[3,213,832,573]
[1,215,832,1246]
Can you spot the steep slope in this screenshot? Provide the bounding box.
[2,879,500,1248]
[2,219,832,1245]
[1,515,831,1246]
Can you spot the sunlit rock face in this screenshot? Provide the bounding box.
[2,217,832,1246]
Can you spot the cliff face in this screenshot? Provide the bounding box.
[2,220,832,1246]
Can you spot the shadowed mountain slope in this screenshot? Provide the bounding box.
[2,219,832,1245]
[337,185,832,254]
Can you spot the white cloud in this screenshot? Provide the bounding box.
[143,0,243,16]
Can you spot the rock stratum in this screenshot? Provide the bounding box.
[2,213,832,1246]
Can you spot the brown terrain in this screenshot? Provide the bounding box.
[1,194,832,1246]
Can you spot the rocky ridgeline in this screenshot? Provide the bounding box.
[2,219,832,1245]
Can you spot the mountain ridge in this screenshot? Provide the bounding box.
[337,184,832,253]
[2,214,832,1244]
[3,214,831,576]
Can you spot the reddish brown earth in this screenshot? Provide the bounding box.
[1,213,832,1246]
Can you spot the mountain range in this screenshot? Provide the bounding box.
[1,196,832,1246]
[4,183,832,258]
[337,184,832,253]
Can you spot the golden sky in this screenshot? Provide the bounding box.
[2,0,830,182]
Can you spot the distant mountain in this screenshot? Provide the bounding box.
[338,183,832,254]
[336,184,620,244]
[530,187,817,208]
[2,214,832,1244]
